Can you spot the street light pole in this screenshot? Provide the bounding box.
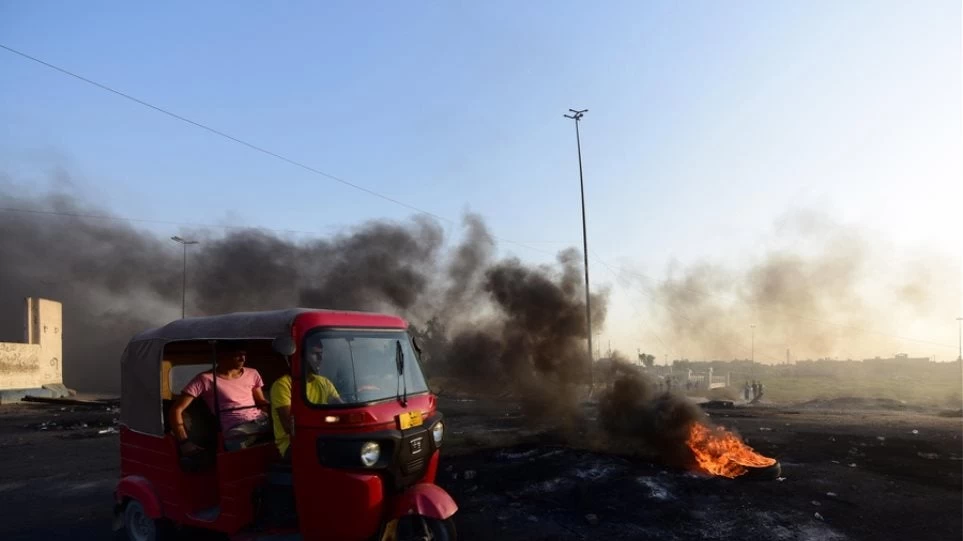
[750,324,755,363]
[750,324,756,379]
[171,236,199,319]
[957,317,962,362]
[564,108,593,386]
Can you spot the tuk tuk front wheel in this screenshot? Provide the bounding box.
[122,500,170,541]
[395,516,456,541]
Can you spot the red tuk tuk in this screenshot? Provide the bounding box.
[114,308,457,541]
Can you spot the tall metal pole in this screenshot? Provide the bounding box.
[750,324,756,380]
[181,243,187,318]
[751,324,755,363]
[957,317,962,362]
[564,108,593,385]
[171,236,199,319]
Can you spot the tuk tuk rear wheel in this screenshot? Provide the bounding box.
[396,516,456,541]
[122,500,170,541]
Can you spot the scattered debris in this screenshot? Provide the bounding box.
[22,396,118,408]
[848,463,857,468]
[911,429,919,435]
[814,512,824,521]
[776,477,787,482]
[574,463,620,481]
[97,427,118,435]
[496,448,541,460]
[463,470,477,480]
[917,452,939,460]
[830,460,841,464]
[637,477,672,500]
[526,515,538,523]
[811,500,821,506]
[826,492,838,498]
[701,400,735,409]
[759,427,773,432]
[876,436,886,442]
[584,513,599,526]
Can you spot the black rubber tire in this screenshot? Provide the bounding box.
[396,516,457,541]
[739,461,782,482]
[121,500,172,541]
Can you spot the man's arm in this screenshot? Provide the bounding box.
[171,373,210,453]
[323,377,343,404]
[270,377,293,435]
[169,394,194,442]
[253,387,270,411]
[169,394,204,454]
[276,405,293,434]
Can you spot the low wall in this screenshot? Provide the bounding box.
[0,298,63,391]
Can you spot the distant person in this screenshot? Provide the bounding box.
[744,382,751,400]
[271,343,342,460]
[170,344,270,454]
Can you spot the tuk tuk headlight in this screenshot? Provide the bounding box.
[431,421,444,445]
[360,441,380,467]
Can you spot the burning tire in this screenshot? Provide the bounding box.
[737,461,782,482]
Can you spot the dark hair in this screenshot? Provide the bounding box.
[217,341,247,354]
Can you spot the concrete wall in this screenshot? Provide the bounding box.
[0,298,62,391]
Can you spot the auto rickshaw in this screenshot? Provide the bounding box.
[114,308,457,541]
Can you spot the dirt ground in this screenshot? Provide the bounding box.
[0,396,960,541]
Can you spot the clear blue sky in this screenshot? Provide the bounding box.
[1,1,960,356]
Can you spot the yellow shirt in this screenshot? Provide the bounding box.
[270,374,341,457]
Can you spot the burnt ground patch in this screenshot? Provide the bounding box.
[439,398,962,541]
[0,398,960,540]
[442,443,846,540]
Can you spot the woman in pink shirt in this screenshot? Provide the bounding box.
[170,344,270,454]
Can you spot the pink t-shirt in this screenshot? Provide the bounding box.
[182,368,265,431]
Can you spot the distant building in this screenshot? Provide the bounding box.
[0,298,70,403]
[863,353,931,367]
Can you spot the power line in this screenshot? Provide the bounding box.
[0,205,336,236]
[5,44,951,352]
[0,44,454,226]
[0,43,563,258]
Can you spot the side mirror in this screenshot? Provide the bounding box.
[272,335,296,357]
[411,336,423,355]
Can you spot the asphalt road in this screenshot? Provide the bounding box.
[1,398,961,540]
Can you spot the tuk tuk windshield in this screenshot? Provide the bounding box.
[302,329,430,406]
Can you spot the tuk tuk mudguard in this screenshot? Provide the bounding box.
[116,475,162,518]
[390,483,458,520]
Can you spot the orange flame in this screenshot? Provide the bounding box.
[686,423,776,478]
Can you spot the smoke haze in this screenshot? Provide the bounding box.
[648,210,960,362]
[1,178,957,401]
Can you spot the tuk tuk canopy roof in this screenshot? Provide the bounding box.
[120,308,408,436]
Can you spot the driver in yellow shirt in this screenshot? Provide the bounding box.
[270,344,341,460]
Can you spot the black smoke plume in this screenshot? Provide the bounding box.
[596,360,707,467]
[0,179,606,396]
